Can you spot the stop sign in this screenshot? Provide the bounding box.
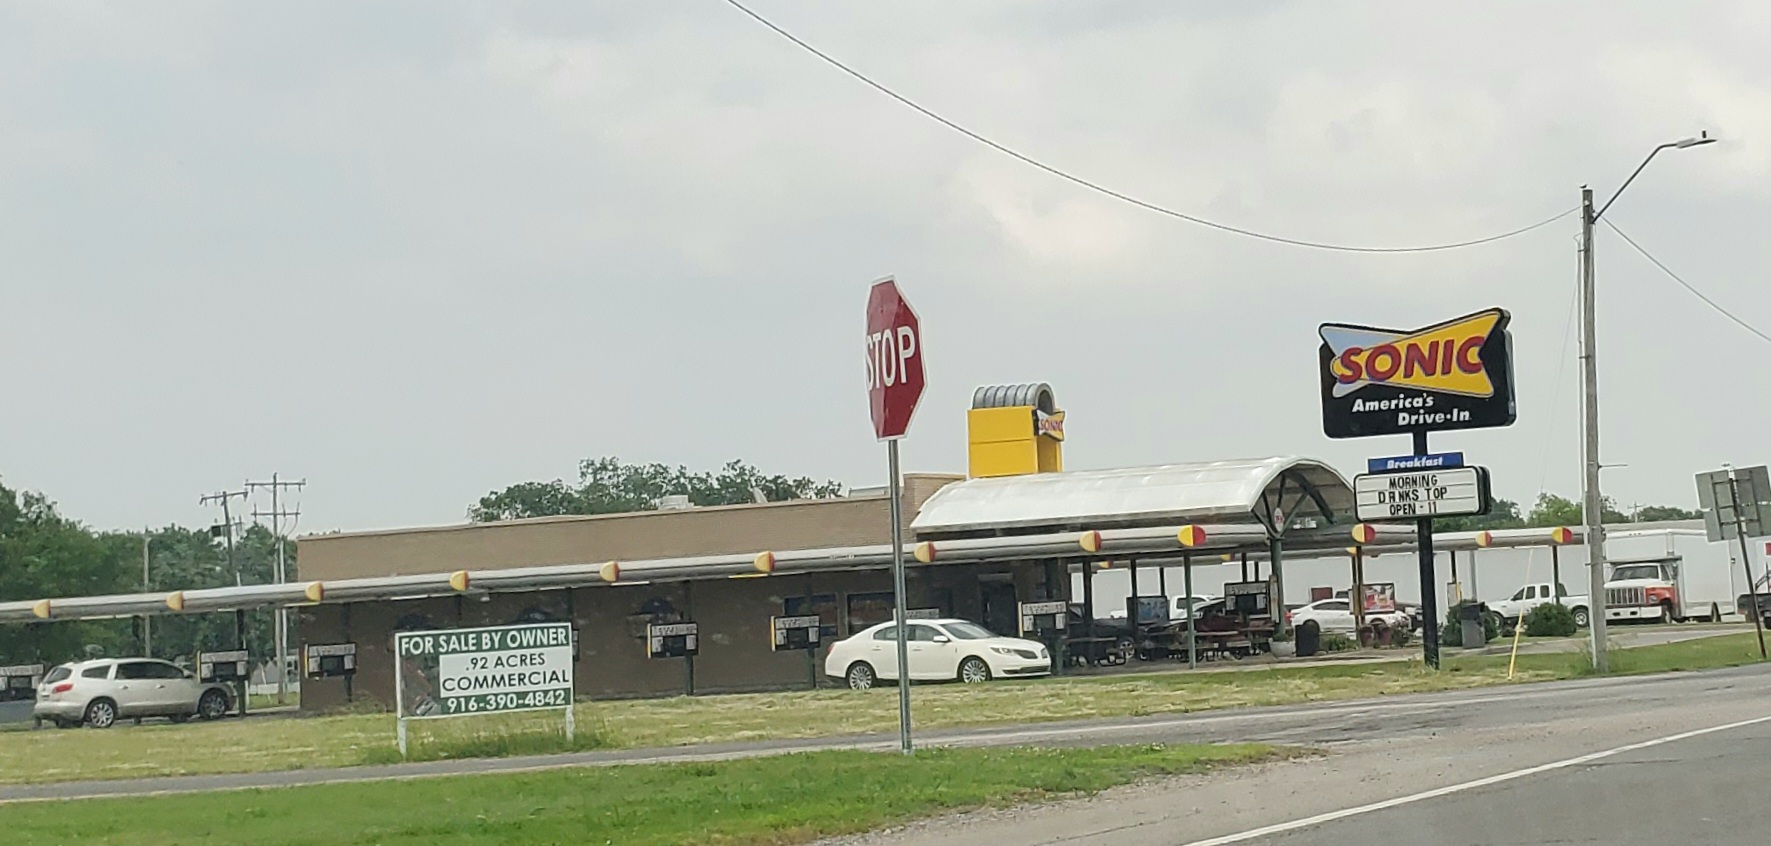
[865,277,926,441]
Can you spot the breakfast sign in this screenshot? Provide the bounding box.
[1318,307,1516,439]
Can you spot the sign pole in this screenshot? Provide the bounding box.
[1727,470,1769,658]
[1183,552,1196,669]
[888,439,913,754]
[1413,431,1441,669]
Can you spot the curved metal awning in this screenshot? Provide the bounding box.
[910,457,1354,538]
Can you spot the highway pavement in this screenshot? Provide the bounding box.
[829,662,1771,846]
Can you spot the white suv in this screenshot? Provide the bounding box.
[34,658,233,728]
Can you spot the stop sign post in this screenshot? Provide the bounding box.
[865,277,924,755]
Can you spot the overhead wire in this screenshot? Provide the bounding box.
[1601,218,1771,346]
[720,0,1577,253]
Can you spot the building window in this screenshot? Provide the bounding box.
[847,592,896,634]
[784,593,839,641]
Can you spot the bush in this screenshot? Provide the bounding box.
[1321,633,1356,652]
[1390,625,1412,648]
[1523,602,1579,638]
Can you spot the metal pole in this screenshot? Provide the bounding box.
[141,529,152,658]
[887,439,912,754]
[1579,185,1610,673]
[1183,552,1196,669]
[1269,538,1286,635]
[394,645,407,759]
[272,474,289,706]
[805,574,818,690]
[1552,546,1563,606]
[235,608,249,716]
[1352,547,1366,636]
[1414,430,1441,669]
[1728,470,1769,658]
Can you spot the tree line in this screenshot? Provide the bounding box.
[1433,492,1701,532]
[470,457,846,521]
[0,481,291,666]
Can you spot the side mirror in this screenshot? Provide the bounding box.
[931,635,951,644]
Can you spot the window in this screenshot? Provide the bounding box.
[943,622,996,640]
[1526,586,1539,600]
[43,667,71,684]
[1557,584,1570,597]
[114,662,153,680]
[1320,600,1349,611]
[142,662,186,680]
[80,665,110,680]
[783,593,839,641]
[872,625,900,641]
[1511,588,1528,601]
[847,592,897,634]
[909,624,942,642]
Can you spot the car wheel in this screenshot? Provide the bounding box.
[198,689,230,720]
[84,698,117,729]
[1709,603,1722,624]
[55,718,78,730]
[1659,603,1675,625]
[170,712,191,724]
[1572,607,1590,628]
[959,656,992,684]
[845,662,876,691]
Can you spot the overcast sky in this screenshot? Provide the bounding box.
[3,1,1768,535]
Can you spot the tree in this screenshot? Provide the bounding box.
[471,457,845,522]
[1433,498,1525,532]
[1524,493,1628,527]
[1633,505,1701,522]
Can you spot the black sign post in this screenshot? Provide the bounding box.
[1320,307,1516,669]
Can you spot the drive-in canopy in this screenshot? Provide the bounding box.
[911,457,1354,538]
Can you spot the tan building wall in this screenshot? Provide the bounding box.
[297,474,963,581]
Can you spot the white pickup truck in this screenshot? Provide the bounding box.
[1489,583,1591,630]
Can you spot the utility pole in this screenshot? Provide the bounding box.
[1579,185,1610,673]
[1580,132,1715,673]
[200,489,248,587]
[248,474,304,706]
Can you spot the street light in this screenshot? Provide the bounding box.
[1580,131,1715,673]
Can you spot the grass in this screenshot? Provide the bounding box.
[0,631,1760,787]
[0,744,1283,846]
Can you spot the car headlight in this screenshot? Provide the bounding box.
[990,646,1016,656]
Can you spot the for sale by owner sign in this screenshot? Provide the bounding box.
[394,623,573,719]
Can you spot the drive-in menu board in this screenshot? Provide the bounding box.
[1354,467,1489,521]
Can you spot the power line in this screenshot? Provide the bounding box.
[720,0,1577,253]
[1601,218,1771,346]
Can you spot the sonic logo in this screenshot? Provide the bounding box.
[1324,309,1502,398]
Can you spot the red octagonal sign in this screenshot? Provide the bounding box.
[865,277,925,441]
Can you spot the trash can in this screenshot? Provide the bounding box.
[1295,620,1321,658]
[1459,601,1486,647]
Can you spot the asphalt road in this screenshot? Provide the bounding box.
[830,662,1771,846]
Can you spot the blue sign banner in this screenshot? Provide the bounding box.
[1367,452,1465,474]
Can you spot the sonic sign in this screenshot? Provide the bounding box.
[1318,308,1516,439]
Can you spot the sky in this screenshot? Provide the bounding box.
[2,1,1769,536]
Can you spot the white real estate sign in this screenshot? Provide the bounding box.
[393,622,574,756]
[1355,467,1486,521]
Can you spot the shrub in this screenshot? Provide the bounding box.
[1523,602,1579,638]
[1321,633,1356,652]
[1390,625,1412,648]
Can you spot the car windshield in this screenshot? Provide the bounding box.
[942,622,996,640]
[1612,565,1663,581]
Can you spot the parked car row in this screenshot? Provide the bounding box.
[33,658,233,729]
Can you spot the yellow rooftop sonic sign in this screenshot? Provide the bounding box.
[1318,307,1516,438]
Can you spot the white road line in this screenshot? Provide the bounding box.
[1173,712,1771,846]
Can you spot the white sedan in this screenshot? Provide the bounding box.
[1285,598,1412,634]
[824,619,1052,689]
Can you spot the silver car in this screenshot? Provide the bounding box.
[33,658,233,728]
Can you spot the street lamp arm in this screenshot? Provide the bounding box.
[1593,143,1676,223]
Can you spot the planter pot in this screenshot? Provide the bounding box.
[1270,640,1296,658]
